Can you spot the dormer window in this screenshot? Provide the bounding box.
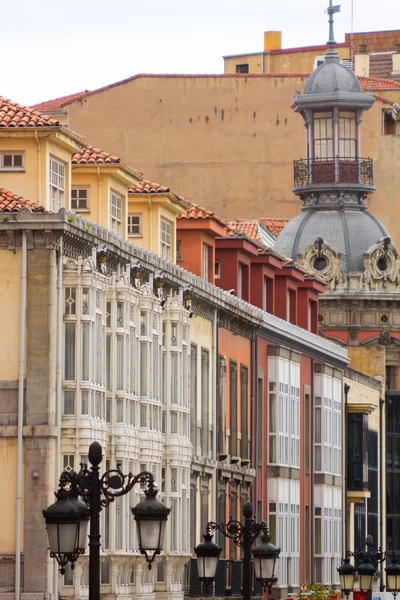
[1,152,24,171]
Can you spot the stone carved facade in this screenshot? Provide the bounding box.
[298,236,400,293]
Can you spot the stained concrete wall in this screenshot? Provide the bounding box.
[66,75,400,245]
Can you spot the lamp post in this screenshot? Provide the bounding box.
[194,501,280,600]
[43,441,170,600]
[338,544,400,598]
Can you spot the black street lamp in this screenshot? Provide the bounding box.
[338,544,400,598]
[386,555,400,597]
[194,501,280,600]
[43,441,170,600]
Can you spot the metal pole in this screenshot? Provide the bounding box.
[242,502,253,600]
[88,442,103,600]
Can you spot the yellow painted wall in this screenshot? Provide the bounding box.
[224,46,351,74]
[65,75,400,246]
[0,133,81,210]
[347,346,386,390]
[0,439,22,553]
[127,195,181,261]
[71,168,131,238]
[0,136,41,204]
[0,249,21,381]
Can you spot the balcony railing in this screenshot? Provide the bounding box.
[293,157,373,187]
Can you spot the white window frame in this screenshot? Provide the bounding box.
[71,186,90,211]
[127,213,142,237]
[49,156,65,211]
[109,190,123,234]
[0,151,24,171]
[314,373,342,476]
[160,217,172,260]
[268,356,300,468]
[268,479,300,588]
[314,485,342,585]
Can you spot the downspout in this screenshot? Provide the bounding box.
[15,231,27,600]
[344,384,349,555]
[212,309,218,521]
[253,333,259,513]
[97,167,101,223]
[379,397,384,551]
[54,236,63,600]
[34,131,41,202]
[148,195,152,251]
[310,358,315,584]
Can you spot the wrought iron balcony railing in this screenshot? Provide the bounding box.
[293,157,373,187]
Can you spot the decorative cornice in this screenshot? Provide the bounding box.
[2,209,348,368]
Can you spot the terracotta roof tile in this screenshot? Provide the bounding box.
[177,197,229,229]
[369,53,394,79]
[0,188,46,212]
[128,179,170,194]
[0,96,61,128]
[359,76,400,90]
[31,91,91,112]
[72,146,122,165]
[226,220,265,245]
[72,146,143,180]
[259,218,288,237]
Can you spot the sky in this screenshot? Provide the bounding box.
[2,0,397,107]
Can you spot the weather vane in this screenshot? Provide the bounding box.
[327,0,341,48]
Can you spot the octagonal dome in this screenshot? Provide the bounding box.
[304,60,361,95]
[274,209,388,273]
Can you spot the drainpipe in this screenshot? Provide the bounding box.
[97,167,101,222]
[212,309,218,521]
[34,131,41,203]
[310,358,315,584]
[54,236,63,600]
[379,397,384,551]
[15,231,27,600]
[148,195,152,251]
[253,333,259,513]
[344,383,350,555]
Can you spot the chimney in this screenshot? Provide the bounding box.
[392,43,400,73]
[358,43,367,54]
[354,52,370,77]
[264,31,282,51]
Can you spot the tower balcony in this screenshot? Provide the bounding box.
[293,157,374,188]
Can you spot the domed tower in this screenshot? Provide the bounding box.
[274,2,397,291]
[275,2,400,558]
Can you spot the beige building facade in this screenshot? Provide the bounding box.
[34,74,400,246]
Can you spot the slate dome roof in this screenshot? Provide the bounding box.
[274,209,388,273]
[304,59,361,95]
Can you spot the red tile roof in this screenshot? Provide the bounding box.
[31,91,91,112]
[226,220,266,245]
[359,76,400,90]
[72,146,122,165]
[177,197,229,229]
[0,188,45,212]
[0,96,62,128]
[72,146,143,179]
[128,179,170,194]
[369,53,394,79]
[260,218,288,237]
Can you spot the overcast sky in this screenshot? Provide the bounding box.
[2,0,395,106]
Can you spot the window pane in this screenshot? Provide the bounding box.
[63,390,75,415]
[140,343,147,396]
[82,323,90,380]
[117,336,124,389]
[64,323,76,380]
[81,390,89,415]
